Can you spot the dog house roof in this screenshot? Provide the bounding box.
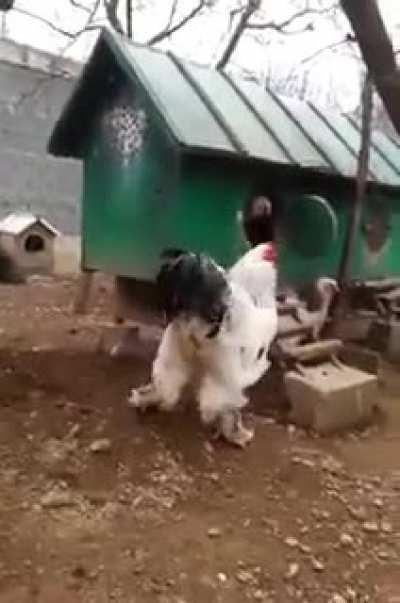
[0,212,59,237]
[48,28,400,189]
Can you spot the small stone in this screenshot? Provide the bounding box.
[285,563,300,580]
[40,490,74,509]
[217,572,227,584]
[321,456,343,474]
[89,438,111,453]
[67,423,81,439]
[311,558,325,572]
[381,521,393,534]
[329,595,346,603]
[207,527,221,538]
[285,537,299,548]
[253,589,265,600]
[346,587,357,600]
[373,498,384,509]
[362,521,379,533]
[299,544,312,554]
[204,441,214,455]
[236,570,254,584]
[340,533,354,547]
[348,506,367,521]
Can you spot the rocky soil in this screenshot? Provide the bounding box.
[0,275,398,602]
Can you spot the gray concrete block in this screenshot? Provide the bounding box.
[285,362,379,434]
[368,319,400,363]
[339,343,381,375]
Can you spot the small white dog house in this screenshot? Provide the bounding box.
[0,212,59,276]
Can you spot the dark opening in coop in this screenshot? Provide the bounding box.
[0,0,14,12]
[242,195,275,247]
[25,234,45,253]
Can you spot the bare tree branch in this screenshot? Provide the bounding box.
[166,0,179,31]
[247,4,339,31]
[8,0,101,114]
[340,0,400,136]
[14,2,102,40]
[301,33,355,64]
[13,8,77,38]
[147,0,206,46]
[217,0,261,70]
[69,0,91,13]
[103,0,125,34]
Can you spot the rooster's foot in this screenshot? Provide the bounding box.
[218,409,254,448]
[128,384,160,412]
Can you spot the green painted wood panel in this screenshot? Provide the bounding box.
[82,111,181,279]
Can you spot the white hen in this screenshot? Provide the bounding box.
[129,242,278,447]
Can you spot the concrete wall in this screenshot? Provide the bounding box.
[0,38,82,236]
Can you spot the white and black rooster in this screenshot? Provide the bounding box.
[128,242,278,447]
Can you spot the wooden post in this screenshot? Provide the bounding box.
[337,74,373,290]
[126,0,133,39]
[74,269,95,315]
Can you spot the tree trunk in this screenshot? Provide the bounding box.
[338,74,373,287]
[341,0,400,136]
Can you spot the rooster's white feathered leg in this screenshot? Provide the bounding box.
[198,374,253,447]
[128,323,192,412]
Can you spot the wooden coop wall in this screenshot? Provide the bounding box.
[245,170,400,288]
[81,75,180,280]
[79,71,400,285]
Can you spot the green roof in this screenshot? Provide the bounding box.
[48,28,400,189]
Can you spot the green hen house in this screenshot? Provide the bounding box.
[48,28,400,295]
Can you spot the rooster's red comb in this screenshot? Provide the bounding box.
[262,242,277,263]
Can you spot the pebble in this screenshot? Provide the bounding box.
[311,558,325,572]
[348,506,367,521]
[362,521,379,534]
[217,572,227,584]
[253,590,265,600]
[340,533,354,548]
[236,570,254,584]
[329,595,346,603]
[89,438,111,453]
[299,544,311,554]
[285,537,299,548]
[40,490,74,509]
[285,563,300,580]
[204,441,214,455]
[381,521,393,534]
[67,423,81,439]
[207,527,222,538]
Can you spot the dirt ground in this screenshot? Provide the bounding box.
[0,275,399,603]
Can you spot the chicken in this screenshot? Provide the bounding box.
[295,277,339,340]
[128,242,278,448]
[281,277,339,346]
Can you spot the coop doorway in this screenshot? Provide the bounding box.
[242,195,275,247]
[24,234,45,253]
